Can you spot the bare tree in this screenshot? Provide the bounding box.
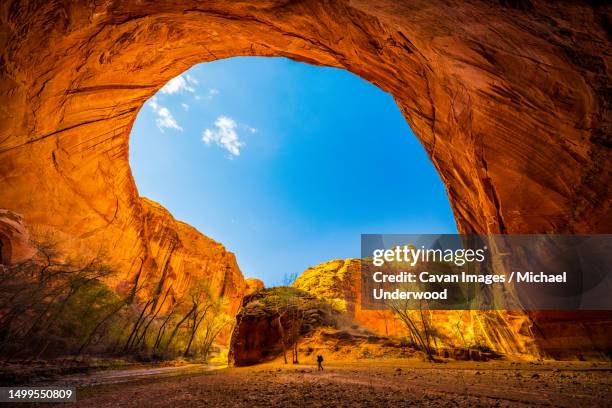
[199,310,231,362]
[269,288,294,364]
[289,301,304,364]
[152,299,182,353]
[163,302,198,352]
[387,295,436,359]
[0,240,119,359]
[282,272,298,287]
[0,237,233,362]
[266,287,307,365]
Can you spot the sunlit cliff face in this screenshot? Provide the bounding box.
[0,1,609,360]
[293,259,539,358]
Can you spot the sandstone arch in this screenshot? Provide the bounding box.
[0,1,610,357]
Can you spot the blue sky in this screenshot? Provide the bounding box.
[129,57,457,286]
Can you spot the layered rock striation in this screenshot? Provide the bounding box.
[0,200,248,331]
[293,259,609,359]
[293,259,406,337]
[139,198,247,316]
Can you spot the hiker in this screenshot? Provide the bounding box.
[316,354,324,371]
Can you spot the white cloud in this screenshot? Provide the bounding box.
[181,103,189,111]
[185,74,199,85]
[149,97,182,131]
[160,73,198,95]
[195,88,219,102]
[202,116,245,157]
[207,88,219,100]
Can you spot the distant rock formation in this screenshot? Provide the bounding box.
[293,259,407,337]
[244,278,265,296]
[295,254,612,359]
[293,259,604,359]
[229,287,335,366]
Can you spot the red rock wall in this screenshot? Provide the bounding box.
[0,0,610,357]
[293,259,408,337]
[294,259,541,357]
[140,198,246,316]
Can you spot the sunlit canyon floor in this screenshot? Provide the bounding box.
[44,359,611,408]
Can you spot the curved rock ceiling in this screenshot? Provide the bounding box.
[0,0,610,357]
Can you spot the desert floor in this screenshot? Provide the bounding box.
[45,359,611,407]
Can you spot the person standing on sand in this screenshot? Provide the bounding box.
[317,354,324,371]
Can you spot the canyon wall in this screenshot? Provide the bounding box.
[229,287,334,366]
[295,259,612,359]
[293,259,407,338]
[0,199,247,328]
[293,259,539,357]
[139,198,247,316]
[0,0,610,357]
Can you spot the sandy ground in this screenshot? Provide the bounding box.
[44,359,611,408]
[41,364,218,387]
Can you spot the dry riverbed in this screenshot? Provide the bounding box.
[40,359,612,407]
